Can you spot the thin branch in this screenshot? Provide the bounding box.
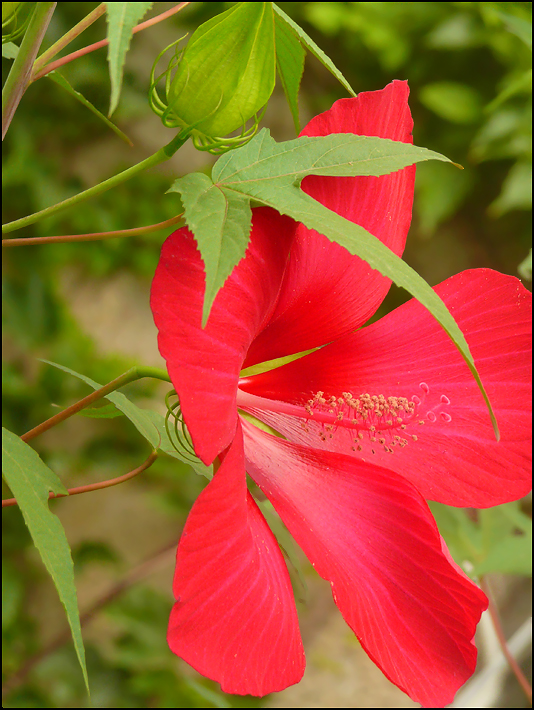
[480,576,532,704]
[2,451,159,508]
[1,539,178,698]
[2,131,187,234]
[2,213,184,247]
[31,2,191,83]
[30,3,106,80]
[21,366,170,443]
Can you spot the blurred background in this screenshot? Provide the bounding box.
[2,2,531,707]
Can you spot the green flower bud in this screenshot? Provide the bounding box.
[150,2,276,153]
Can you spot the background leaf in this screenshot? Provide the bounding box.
[274,11,306,133]
[106,2,153,116]
[495,10,532,48]
[273,3,356,98]
[429,501,532,577]
[473,504,532,576]
[47,70,133,145]
[2,41,19,59]
[420,81,483,124]
[518,248,532,281]
[76,402,124,419]
[40,360,212,478]
[41,360,160,448]
[2,428,89,693]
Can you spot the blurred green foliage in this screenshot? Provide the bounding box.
[2,2,531,708]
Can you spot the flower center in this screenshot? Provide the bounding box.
[237,382,451,455]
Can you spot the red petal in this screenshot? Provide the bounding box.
[150,207,295,464]
[246,80,415,367]
[168,422,305,696]
[241,269,532,506]
[243,421,488,708]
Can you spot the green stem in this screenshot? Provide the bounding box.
[2,132,188,234]
[30,3,106,81]
[22,366,171,443]
[2,213,184,247]
[2,2,56,140]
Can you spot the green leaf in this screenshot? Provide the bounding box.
[489,160,532,216]
[2,41,19,59]
[473,503,532,576]
[518,248,532,281]
[167,172,252,327]
[429,501,532,577]
[473,533,531,575]
[47,70,133,145]
[106,2,153,116]
[41,360,160,449]
[495,10,532,49]
[420,81,483,125]
[40,361,212,478]
[427,502,481,573]
[183,128,498,437]
[2,428,89,693]
[274,11,306,133]
[214,129,453,184]
[415,161,473,236]
[76,403,124,419]
[273,3,356,98]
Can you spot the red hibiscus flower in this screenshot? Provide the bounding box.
[150,81,532,707]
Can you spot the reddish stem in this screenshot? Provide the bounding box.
[30,3,106,80]
[2,213,184,247]
[480,576,532,704]
[2,451,158,508]
[31,2,191,82]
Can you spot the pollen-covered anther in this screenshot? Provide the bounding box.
[304,383,452,455]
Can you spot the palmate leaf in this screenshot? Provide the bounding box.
[167,172,252,324]
[169,128,499,438]
[2,428,89,693]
